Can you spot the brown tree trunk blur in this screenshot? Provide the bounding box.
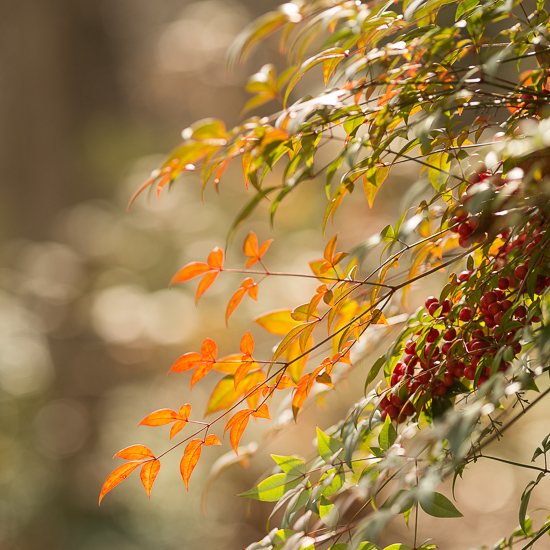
[0,0,121,239]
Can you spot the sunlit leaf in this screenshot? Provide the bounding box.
[140,459,160,498]
[170,262,211,285]
[99,462,141,505]
[180,439,203,490]
[419,492,463,518]
[204,434,222,446]
[114,445,155,461]
[195,270,220,303]
[169,352,204,373]
[239,473,302,502]
[254,309,301,335]
[138,409,181,427]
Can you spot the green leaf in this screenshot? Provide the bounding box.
[271,455,307,476]
[456,0,479,20]
[419,492,463,518]
[317,427,344,463]
[378,416,397,451]
[319,469,345,497]
[382,545,412,550]
[365,356,385,392]
[239,473,302,502]
[319,496,339,528]
[520,473,544,534]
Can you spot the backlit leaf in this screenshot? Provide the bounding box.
[254,309,301,335]
[170,421,188,440]
[201,338,218,362]
[114,445,155,461]
[225,409,252,454]
[180,439,203,490]
[240,331,254,355]
[140,459,160,498]
[169,352,204,373]
[99,461,141,505]
[252,403,270,419]
[170,262,211,285]
[204,434,222,446]
[239,473,302,502]
[317,427,344,463]
[195,270,220,303]
[207,247,224,269]
[138,409,181,427]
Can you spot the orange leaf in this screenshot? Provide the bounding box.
[251,403,270,419]
[195,271,220,303]
[225,410,252,455]
[240,331,254,355]
[234,361,253,389]
[180,439,203,490]
[179,403,192,419]
[140,459,160,498]
[207,247,224,269]
[190,361,214,388]
[258,239,273,258]
[371,309,389,326]
[169,421,188,440]
[138,409,181,427]
[170,262,211,285]
[248,284,259,300]
[292,375,314,420]
[276,374,296,389]
[226,287,247,324]
[324,234,338,263]
[99,462,141,505]
[243,232,259,258]
[114,445,155,461]
[201,338,218,362]
[169,352,204,373]
[203,434,222,446]
[213,353,243,374]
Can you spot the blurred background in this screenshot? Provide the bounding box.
[1,2,549,549]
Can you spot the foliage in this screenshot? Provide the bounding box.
[102,0,550,548]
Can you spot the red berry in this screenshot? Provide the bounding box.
[458,270,472,282]
[428,302,441,316]
[443,371,455,387]
[464,365,476,380]
[514,305,527,318]
[441,299,452,314]
[443,328,456,341]
[501,299,512,311]
[426,328,439,342]
[390,394,403,407]
[488,302,501,316]
[425,296,438,309]
[514,265,528,280]
[459,307,473,321]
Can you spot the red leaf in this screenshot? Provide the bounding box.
[251,403,270,419]
[169,352,204,373]
[180,439,203,490]
[203,434,221,446]
[138,409,180,427]
[240,331,254,355]
[201,338,218,362]
[140,459,161,498]
[196,271,220,303]
[170,262,211,285]
[207,247,224,269]
[99,462,141,505]
[114,445,155,461]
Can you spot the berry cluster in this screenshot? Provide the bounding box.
[379,175,549,423]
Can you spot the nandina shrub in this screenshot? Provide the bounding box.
[101,0,550,548]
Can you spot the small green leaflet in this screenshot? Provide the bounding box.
[519,473,544,534]
[378,416,397,451]
[317,427,345,463]
[365,356,385,392]
[419,492,463,518]
[239,473,302,502]
[271,455,306,477]
[319,496,339,528]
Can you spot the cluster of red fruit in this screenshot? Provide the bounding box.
[378,171,549,423]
